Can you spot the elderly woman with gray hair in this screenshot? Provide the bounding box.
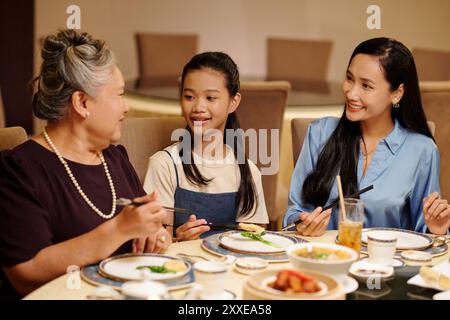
[0,29,171,299]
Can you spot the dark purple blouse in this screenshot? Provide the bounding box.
[0,140,145,298]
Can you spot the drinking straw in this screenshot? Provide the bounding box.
[336,175,347,221]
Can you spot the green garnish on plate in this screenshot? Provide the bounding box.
[240,232,282,248]
[136,265,176,273]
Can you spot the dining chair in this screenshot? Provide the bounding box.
[266,37,333,90]
[0,88,5,128]
[291,118,436,164]
[236,81,291,228]
[413,48,450,81]
[421,81,450,198]
[118,116,186,184]
[291,118,316,164]
[135,32,198,87]
[0,126,28,151]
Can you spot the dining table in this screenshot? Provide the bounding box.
[23,230,449,300]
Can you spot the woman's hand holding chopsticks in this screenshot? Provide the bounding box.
[295,206,332,237]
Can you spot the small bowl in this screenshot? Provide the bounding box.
[286,242,358,283]
[234,257,268,275]
[401,250,432,266]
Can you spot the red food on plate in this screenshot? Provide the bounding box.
[269,269,321,293]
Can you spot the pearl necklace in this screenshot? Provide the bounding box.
[43,128,117,219]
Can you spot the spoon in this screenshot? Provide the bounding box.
[432,235,450,247]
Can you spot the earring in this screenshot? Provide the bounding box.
[85,111,90,118]
[393,102,400,108]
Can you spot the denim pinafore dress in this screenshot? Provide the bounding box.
[163,150,238,238]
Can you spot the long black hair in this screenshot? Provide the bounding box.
[302,37,433,207]
[179,52,257,219]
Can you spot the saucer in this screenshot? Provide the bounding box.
[433,290,450,300]
[197,289,237,300]
[401,250,432,266]
[341,276,359,294]
[359,257,404,268]
[349,260,394,282]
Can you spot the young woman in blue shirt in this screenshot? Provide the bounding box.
[284,37,449,236]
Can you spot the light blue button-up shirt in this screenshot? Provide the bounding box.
[284,117,440,233]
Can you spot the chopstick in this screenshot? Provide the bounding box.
[163,222,237,230]
[281,184,373,231]
[116,197,193,215]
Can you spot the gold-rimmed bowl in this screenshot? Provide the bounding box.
[235,257,268,275]
[286,242,358,283]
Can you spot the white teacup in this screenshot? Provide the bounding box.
[193,261,228,299]
[367,234,397,266]
[121,280,171,300]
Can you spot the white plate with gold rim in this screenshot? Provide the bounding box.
[361,228,433,250]
[218,231,297,254]
[99,253,190,282]
[244,269,344,300]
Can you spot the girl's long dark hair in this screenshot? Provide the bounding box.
[302,37,434,207]
[179,52,257,219]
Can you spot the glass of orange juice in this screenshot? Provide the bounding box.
[338,198,364,255]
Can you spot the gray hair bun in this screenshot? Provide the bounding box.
[33,29,115,120]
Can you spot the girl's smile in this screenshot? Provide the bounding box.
[181,68,240,135]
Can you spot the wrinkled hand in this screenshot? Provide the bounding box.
[115,192,167,240]
[296,207,332,237]
[423,192,450,235]
[175,214,210,241]
[133,227,172,254]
